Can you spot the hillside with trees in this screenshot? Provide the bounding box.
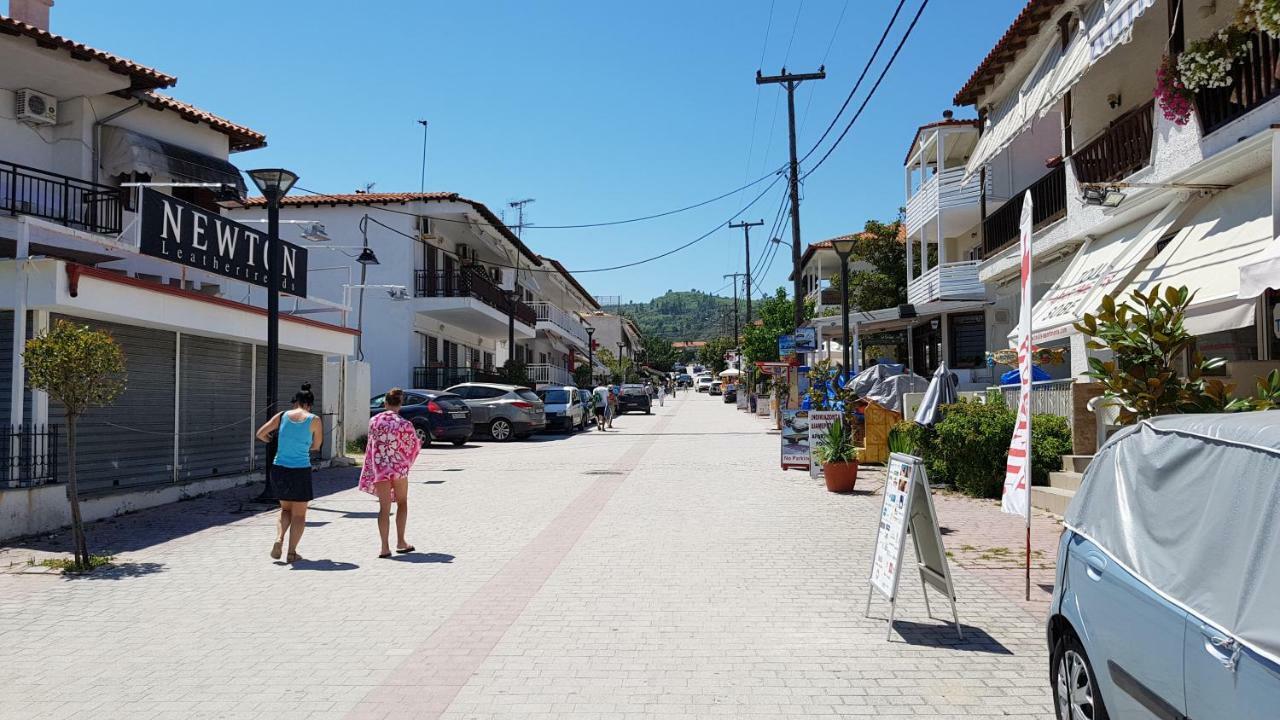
[607,290,738,342]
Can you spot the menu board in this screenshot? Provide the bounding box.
[781,409,810,470]
[870,455,914,598]
[807,411,843,479]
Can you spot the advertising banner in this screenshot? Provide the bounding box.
[793,326,818,352]
[778,333,795,360]
[780,408,810,470]
[137,188,309,295]
[807,411,842,478]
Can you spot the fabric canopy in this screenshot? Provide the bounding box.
[101,127,247,196]
[1065,412,1280,667]
[1089,0,1157,61]
[1239,238,1280,299]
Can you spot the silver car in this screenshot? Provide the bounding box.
[445,383,546,441]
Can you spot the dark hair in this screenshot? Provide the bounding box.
[384,387,404,408]
[293,382,315,407]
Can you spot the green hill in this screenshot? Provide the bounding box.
[605,290,738,341]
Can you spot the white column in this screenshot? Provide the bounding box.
[936,130,947,269]
[940,313,951,370]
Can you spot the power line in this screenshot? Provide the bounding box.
[798,0,851,135]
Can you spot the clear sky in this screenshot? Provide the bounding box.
[54,0,1025,304]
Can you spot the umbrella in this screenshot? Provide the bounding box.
[914,361,959,426]
[718,368,741,378]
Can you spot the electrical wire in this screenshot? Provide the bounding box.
[798,0,850,135]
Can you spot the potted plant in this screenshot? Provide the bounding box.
[813,418,859,493]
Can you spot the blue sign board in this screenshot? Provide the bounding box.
[793,327,818,352]
[778,334,795,356]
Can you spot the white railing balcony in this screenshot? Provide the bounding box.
[527,363,574,387]
[530,302,590,348]
[904,167,996,236]
[906,260,986,305]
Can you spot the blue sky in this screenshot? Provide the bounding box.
[56,0,1024,304]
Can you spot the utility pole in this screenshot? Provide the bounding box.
[756,67,825,328]
[728,219,763,324]
[723,272,745,345]
[417,119,429,193]
[509,198,535,239]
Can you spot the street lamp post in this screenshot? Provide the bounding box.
[247,168,298,501]
[616,342,625,383]
[831,236,858,373]
[586,326,596,385]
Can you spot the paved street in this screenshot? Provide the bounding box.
[0,392,1054,719]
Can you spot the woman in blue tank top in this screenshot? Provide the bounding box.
[255,383,321,563]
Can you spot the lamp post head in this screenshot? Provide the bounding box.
[830,236,858,259]
[247,168,299,199]
[356,247,380,266]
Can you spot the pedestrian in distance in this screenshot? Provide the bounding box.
[592,385,608,431]
[657,383,666,407]
[359,388,421,559]
[606,386,619,428]
[256,382,322,564]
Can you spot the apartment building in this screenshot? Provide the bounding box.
[528,257,602,387]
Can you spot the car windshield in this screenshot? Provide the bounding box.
[538,389,569,404]
[516,389,542,404]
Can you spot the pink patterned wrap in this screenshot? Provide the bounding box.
[358,411,421,501]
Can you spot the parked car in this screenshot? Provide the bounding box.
[1048,412,1280,720]
[709,380,722,396]
[369,389,471,447]
[616,384,651,414]
[695,376,714,393]
[536,385,588,433]
[445,383,546,441]
[676,374,693,387]
[722,384,737,403]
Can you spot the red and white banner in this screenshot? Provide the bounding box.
[1002,190,1034,519]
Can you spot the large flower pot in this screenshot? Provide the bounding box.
[823,460,859,493]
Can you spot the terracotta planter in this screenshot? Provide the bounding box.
[823,460,859,493]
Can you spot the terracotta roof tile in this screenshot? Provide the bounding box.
[0,14,176,90]
[142,92,266,152]
[953,0,1064,106]
[902,117,980,164]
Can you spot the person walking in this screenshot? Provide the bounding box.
[606,386,619,428]
[256,383,322,564]
[358,388,421,558]
[657,382,666,407]
[592,385,608,431]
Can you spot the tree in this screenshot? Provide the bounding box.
[697,337,736,374]
[596,348,631,384]
[830,217,913,312]
[573,365,593,388]
[741,287,814,364]
[640,333,679,371]
[499,359,529,387]
[24,320,126,570]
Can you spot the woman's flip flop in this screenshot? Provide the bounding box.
[396,546,415,554]
[378,552,393,559]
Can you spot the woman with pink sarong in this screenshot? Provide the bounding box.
[359,388,421,558]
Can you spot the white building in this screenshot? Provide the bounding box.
[0,2,355,539]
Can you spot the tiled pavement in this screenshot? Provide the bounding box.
[0,392,1054,718]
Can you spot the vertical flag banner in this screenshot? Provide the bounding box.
[1002,191,1034,519]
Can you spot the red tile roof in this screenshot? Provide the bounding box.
[539,256,601,310]
[142,92,267,152]
[902,117,980,164]
[793,227,908,280]
[0,14,176,90]
[240,192,543,267]
[953,0,1064,106]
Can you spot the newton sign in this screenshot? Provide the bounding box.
[137,188,308,295]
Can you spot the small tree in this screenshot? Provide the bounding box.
[499,359,529,387]
[572,365,593,388]
[596,349,631,384]
[24,320,126,570]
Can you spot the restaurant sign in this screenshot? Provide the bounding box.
[137,188,308,295]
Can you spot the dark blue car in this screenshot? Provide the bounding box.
[370,389,472,447]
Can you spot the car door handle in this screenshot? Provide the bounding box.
[1201,626,1241,672]
[1084,552,1107,581]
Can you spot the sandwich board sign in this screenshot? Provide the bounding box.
[865,452,962,640]
[780,409,810,470]
[807,410,842,478]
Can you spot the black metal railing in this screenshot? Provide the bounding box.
[1,424,59,488]
[1,160,124,235]
[413,269,537,326]
[1196,28,1280,136]
[413,366,505,390]
[982,163,1068,258]
[1071,100,1155,185]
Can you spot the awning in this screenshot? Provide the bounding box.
[1089,0,1156,61]
[1133,173,1272,334]
[1029,198,1186,343]
[964,0,1105,183]
[101,127,247,196]
[850,299,991,334]
[1239,239,1280,299]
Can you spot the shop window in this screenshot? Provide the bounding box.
[949,313,987,369]
[483,352,494,370]
[1194,327,1258,376]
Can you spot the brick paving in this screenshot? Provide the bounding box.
[0,392,1054,719]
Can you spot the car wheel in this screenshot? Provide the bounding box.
[489,418,514,441]
[414,424,431,447]
[644,408,651,414]
[451,440,467,447]
[1051,632,1110,720]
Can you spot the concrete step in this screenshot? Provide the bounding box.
[1032,486,1075,516]
[1062,454,1094,473]
[1049,470,1083,492]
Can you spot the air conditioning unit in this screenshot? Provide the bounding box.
[456,243,472,262]
[15,88,57,126]
[416,216,441,239]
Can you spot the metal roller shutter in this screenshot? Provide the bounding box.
[255,347,327,466]
[178,335,254,480]
[49,315,175,491]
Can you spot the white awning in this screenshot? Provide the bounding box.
[1239,239,1280,299]
[1133,173,1273,333]
[1089,0,1157,61]
[964,0,1106,184]
[1029,198,1186,343]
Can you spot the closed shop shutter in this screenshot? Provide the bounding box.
[49,315,175,491]
[255,348,326,466]
[178,335,254,480]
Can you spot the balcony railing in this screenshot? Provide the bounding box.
[992,379,1075,422]
[905,167,996,235]
[982,163,1067,258]
[413,269,537,326]
[907,260,985,305]
[527,363,574,387]
[1071,100,1154,185]
[1,160,124,235]
[530,302,589,345]
[1195,28,1280,136]
[412,366,505,390]
[2,424,59,488]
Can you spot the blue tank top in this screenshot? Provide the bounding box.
[273,411,314,468]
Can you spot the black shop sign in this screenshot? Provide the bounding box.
[137,188,308,295]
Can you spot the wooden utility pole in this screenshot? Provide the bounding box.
[729,219,763,324]
[756,67,825,328]
[723,272,745,343]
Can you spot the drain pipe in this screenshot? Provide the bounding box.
[92,94,146,188]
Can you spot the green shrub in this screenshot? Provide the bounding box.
[345,434,368,454]
[930,400,1015,498]
[1030,414,1072,486]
